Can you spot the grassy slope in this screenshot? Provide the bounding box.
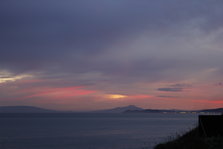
[154,127,223,149]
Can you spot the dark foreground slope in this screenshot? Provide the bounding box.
[154,127,223,149]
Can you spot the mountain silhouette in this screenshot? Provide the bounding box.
[0,106,58,113]
[92,105,143,113]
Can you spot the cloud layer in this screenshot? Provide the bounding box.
[1,1,223,110]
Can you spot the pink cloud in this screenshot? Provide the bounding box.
[16,79,44,84]
[23,86,96,100]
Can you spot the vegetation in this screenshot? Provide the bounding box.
[154,127,223,149]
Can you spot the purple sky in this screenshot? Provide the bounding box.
[1,1,223,110]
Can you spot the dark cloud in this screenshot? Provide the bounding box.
[216,82,223,87]
[157,88,183,92]
[157,83,192,92]
[170,84,192,88]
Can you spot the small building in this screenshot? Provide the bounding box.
[199,115,223,137]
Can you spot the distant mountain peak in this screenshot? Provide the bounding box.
[92,105,143,113]
[126,105,139,108]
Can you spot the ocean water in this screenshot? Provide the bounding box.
[0,113,198,149]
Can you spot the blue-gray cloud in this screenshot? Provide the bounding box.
[1,0,223,87]
[157,88,183,92]
[157,83,192,92]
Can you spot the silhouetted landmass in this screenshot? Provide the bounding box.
[0,106,58,113]
[0,105,223,114]
[91,105,143,113]
[154,127,223,149]
[124,109,186,113]
[125,107,223,114]
[199,108,223,113]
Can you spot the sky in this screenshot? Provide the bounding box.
[1,0,223,111]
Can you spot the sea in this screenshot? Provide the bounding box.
[0,113,198,149]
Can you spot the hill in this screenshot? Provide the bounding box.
[199,108,223,113]
[125,107,223,114]
[124,109,185,113]
[0,106,58,113]
[154,127,223,149]
[92,105,143,113]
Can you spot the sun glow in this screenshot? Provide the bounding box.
[107,94,127,99]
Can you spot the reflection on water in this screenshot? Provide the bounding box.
[0,113,198,149]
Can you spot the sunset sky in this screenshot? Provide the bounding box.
[1,1,223,111]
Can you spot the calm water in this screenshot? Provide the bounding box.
[0,113,198,149]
